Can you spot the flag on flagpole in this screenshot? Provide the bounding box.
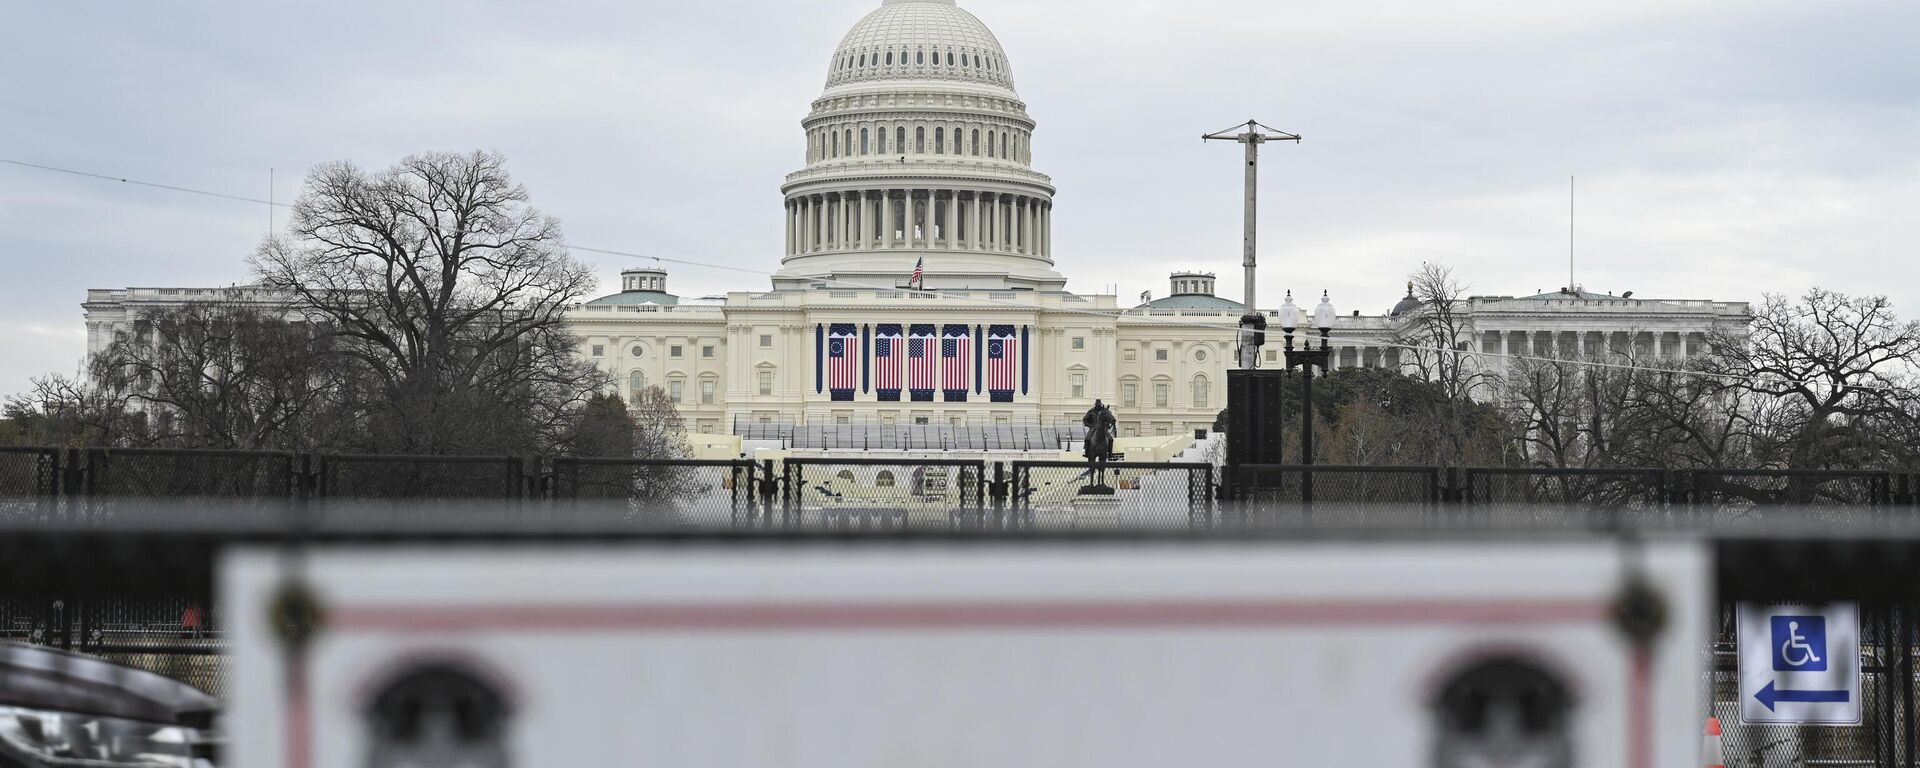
[910,256,924,289]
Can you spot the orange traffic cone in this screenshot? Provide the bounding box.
[1702,716,1726,768]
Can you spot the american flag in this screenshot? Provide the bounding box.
[941,324,971,401]
[910,256,924,289]
[873,324,903,401]
[827,323,858,401]
[987,324,1018,402]
[907,324,936,401]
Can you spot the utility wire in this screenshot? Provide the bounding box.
[9,155,1902,395]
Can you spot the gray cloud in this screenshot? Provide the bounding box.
[3,0,1915,394]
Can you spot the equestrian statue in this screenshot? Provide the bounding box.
[1080,399,1119,495]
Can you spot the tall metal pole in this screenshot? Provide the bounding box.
[1242,131,1260,310]
[1203,120,1299,368]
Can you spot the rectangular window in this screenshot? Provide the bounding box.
[1071,336,1085,350]
[1154,349,1169,361]
[702,346,715,358]
[1192,379,1209,409]
[1123,348,1137,362]
[913,415,930,425]
[700,380,716,404]
[591,345,604,357]
[835,412,852,425]
[1265,350,1278,363]
[668,380,683,403]
[697,419,717,433]
[1122,383,1137,408]
[1154,383,1169,407]
[670,345,683,358]
[759,334,773,348]
[1070,373,1086,399]
[757,371,773,396]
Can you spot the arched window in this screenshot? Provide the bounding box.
[999,132,1007,159]
[875,470,895,488]
[1191,375,1210,409]
[916,127,925,153]
[916,50,924,65]
[934,127,944,154]
[628,369,647,401]
[895,127,906,154]
[844,129,853,157]
[836,469,856,482]
[831,132,839,157]
[861,127,870,154]
[946,51,954,66]
[971,129,980,156]
[859,54,865,67]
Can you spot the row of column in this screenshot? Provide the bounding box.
[1486,330,1702,359]
[785,190,1050,259]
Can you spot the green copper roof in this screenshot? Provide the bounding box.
[1136,294,1246,310]
[585,290,679,306]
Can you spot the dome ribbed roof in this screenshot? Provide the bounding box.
[824,0,1016,93]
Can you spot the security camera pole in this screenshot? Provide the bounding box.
[1203,119,1299,369]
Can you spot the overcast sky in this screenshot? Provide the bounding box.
[3,0,1916,395]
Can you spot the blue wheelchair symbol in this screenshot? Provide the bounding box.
[1772,615,1827,672]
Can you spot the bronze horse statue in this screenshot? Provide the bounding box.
[1081,400,1118,492]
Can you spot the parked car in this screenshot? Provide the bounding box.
[0,642,219,767]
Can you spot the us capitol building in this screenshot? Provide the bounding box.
[561,0,1748,439]
[85,0,1751,442]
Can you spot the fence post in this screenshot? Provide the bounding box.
[1203,466,1216,528]
[990,462,1007,529]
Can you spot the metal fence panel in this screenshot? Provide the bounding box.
[1010,461,1212,530]
[1691,470,1896,527]
[85,448,296,499]
[1227,464,1441,527]
[0,447,59,521]
[1463,468,1673,530]
[549,458,759,528]
[318,454,525,499]
[782,458,986,530]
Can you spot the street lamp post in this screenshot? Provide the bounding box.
[1278,290,1337,508]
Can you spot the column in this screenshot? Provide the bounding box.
[817,194,833,251]
[1040,203,1050,258]
[838,192,852,250]
[856,191,871,249]
[801,197,813,252]
[968,193,981,249]
[881,191,895,248]
[1653,331,1664,358]
[1680,332,1691,359]
[1576,329,1586,358]
[1025,199,1037,255]
[1497,330,1508,357]
[784,201,794,256]
[944,191,959,249]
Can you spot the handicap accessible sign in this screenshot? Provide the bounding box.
[1737,603,1861,725]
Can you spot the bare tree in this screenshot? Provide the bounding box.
[83,293,348,451]
[251,150,606,454]
[2,373,141,448]
[1389,262,1499,464]
[1703,288,1920,470]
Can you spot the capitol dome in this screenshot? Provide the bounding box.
[774,0,1062,292]
[823,0,1017,95]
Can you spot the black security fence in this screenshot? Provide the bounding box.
[1224,464,1920,527]
[549,457,761,527]
[781,457,989,529]
[1010,461,1215,530]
